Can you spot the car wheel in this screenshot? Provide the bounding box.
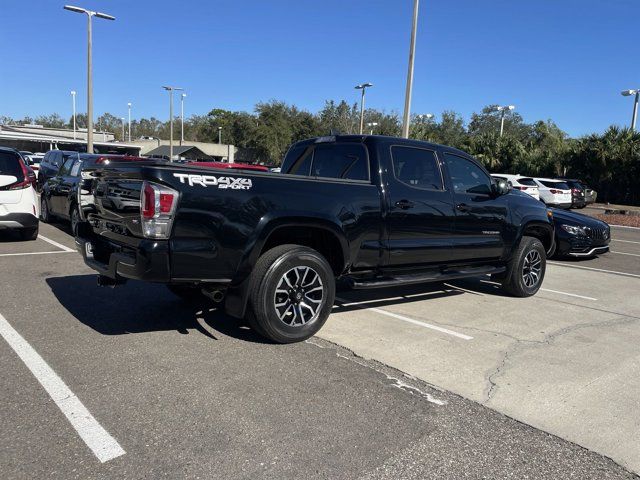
[20,225,39,241]
[501,236,546,297]
[70,205,80,236]
[247,244,335,343]
[40,196,52,223]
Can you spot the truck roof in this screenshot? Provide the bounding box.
[292,134,473,158]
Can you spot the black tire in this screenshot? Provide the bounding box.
[70,204,80,236]
[247,244,335,344]
[167,284,209,302]
[500,236,546,297]
[40,196,51,223]
[20,225,39,241]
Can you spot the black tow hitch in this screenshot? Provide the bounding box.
[97,275,127,288]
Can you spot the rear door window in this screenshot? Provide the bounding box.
[0,151,23,178]
[311,143,369,181]
[391,146,443,190]
[58,158,75,176]
[281,145,313,176]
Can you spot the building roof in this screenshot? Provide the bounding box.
[145,145,209,158]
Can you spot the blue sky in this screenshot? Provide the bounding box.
[1,0,638,137]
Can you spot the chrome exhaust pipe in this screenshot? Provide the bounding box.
[202,288,225,303]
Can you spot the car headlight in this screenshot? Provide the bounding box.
[560,224,588,236]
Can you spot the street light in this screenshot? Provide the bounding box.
[417,113,434,121]
[120,117,125,141]
[495,105,515,137]
[127,102,132,142]
[401,0,420,138]
[162,86,183,161]
[218,126,222,144]
[70,90,77,139]
[180,93,187,144]
[621,89,639,131]
[355,82,373,134]
[366,122,378,135]
[64,5,115,153]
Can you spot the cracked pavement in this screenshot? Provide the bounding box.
[322,231,640,474]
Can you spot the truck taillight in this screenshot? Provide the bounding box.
[140,181,178,239]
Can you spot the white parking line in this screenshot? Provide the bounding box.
[0,251,74,257]
[612,239,640,245]
[38,234,75,252]
[335,296,473,340]
[548,261,640,278]
[611,225,640,231]
[540,288,597,301]
[0,313,125,463]
[610,250,640,257]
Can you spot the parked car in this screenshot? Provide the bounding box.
[559,178,587,209]
[20,151,42,177]
[550,208,610,257]
[533,178,572,208]
[76,135,555,344]
[0,146,39,240]
[559,177,597,206]
[584,185,597,204]
[37,150,77,192]
[491,174,540,200]
[40,153,148,234]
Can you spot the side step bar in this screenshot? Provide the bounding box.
[346,265,506,290]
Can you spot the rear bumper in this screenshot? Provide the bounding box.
[547,202,572,209]
[0,212,38,230]
[75,234,170,283]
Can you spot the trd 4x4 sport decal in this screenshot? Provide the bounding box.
[173,173,253,190]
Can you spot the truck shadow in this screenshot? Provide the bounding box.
[46,274,509,343]
[45,275,269,343]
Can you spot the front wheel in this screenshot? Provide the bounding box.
[247,244,335,343]
[40,196,51,223]
[501,236,546,297]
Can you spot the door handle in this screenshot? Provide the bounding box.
[456,203,470,212]
[395,199,415,210]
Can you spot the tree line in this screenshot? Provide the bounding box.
[2,100,638,205]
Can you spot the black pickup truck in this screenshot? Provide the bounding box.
[76,135,554,343]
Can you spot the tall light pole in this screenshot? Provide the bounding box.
[127,102,132,141]
[218,126,222,144]
[64,5,115,153]
[180,93,186,144]
[355,83,373,134]
[401,0,420,138]
[162,86,183,161]
[366,122,378,135]
[70,90,77,139]
[121,117,125,141]
[621,89,639,131]
[495,105,515,137]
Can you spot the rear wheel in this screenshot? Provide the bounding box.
[500,236,546,297]
[247,244,335,343]
[70,204,80,236]
[20,225,39,241]
[40,196,51,223]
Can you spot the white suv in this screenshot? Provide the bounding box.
[491,174,540,200]
[533,178,572,208]
[0,147,39,240]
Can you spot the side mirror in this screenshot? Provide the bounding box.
[492,178,511,196]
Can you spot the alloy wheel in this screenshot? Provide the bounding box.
[522,250,542,288]
[273,266,324,327]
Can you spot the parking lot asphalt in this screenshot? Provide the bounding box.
[1,222,639,479]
